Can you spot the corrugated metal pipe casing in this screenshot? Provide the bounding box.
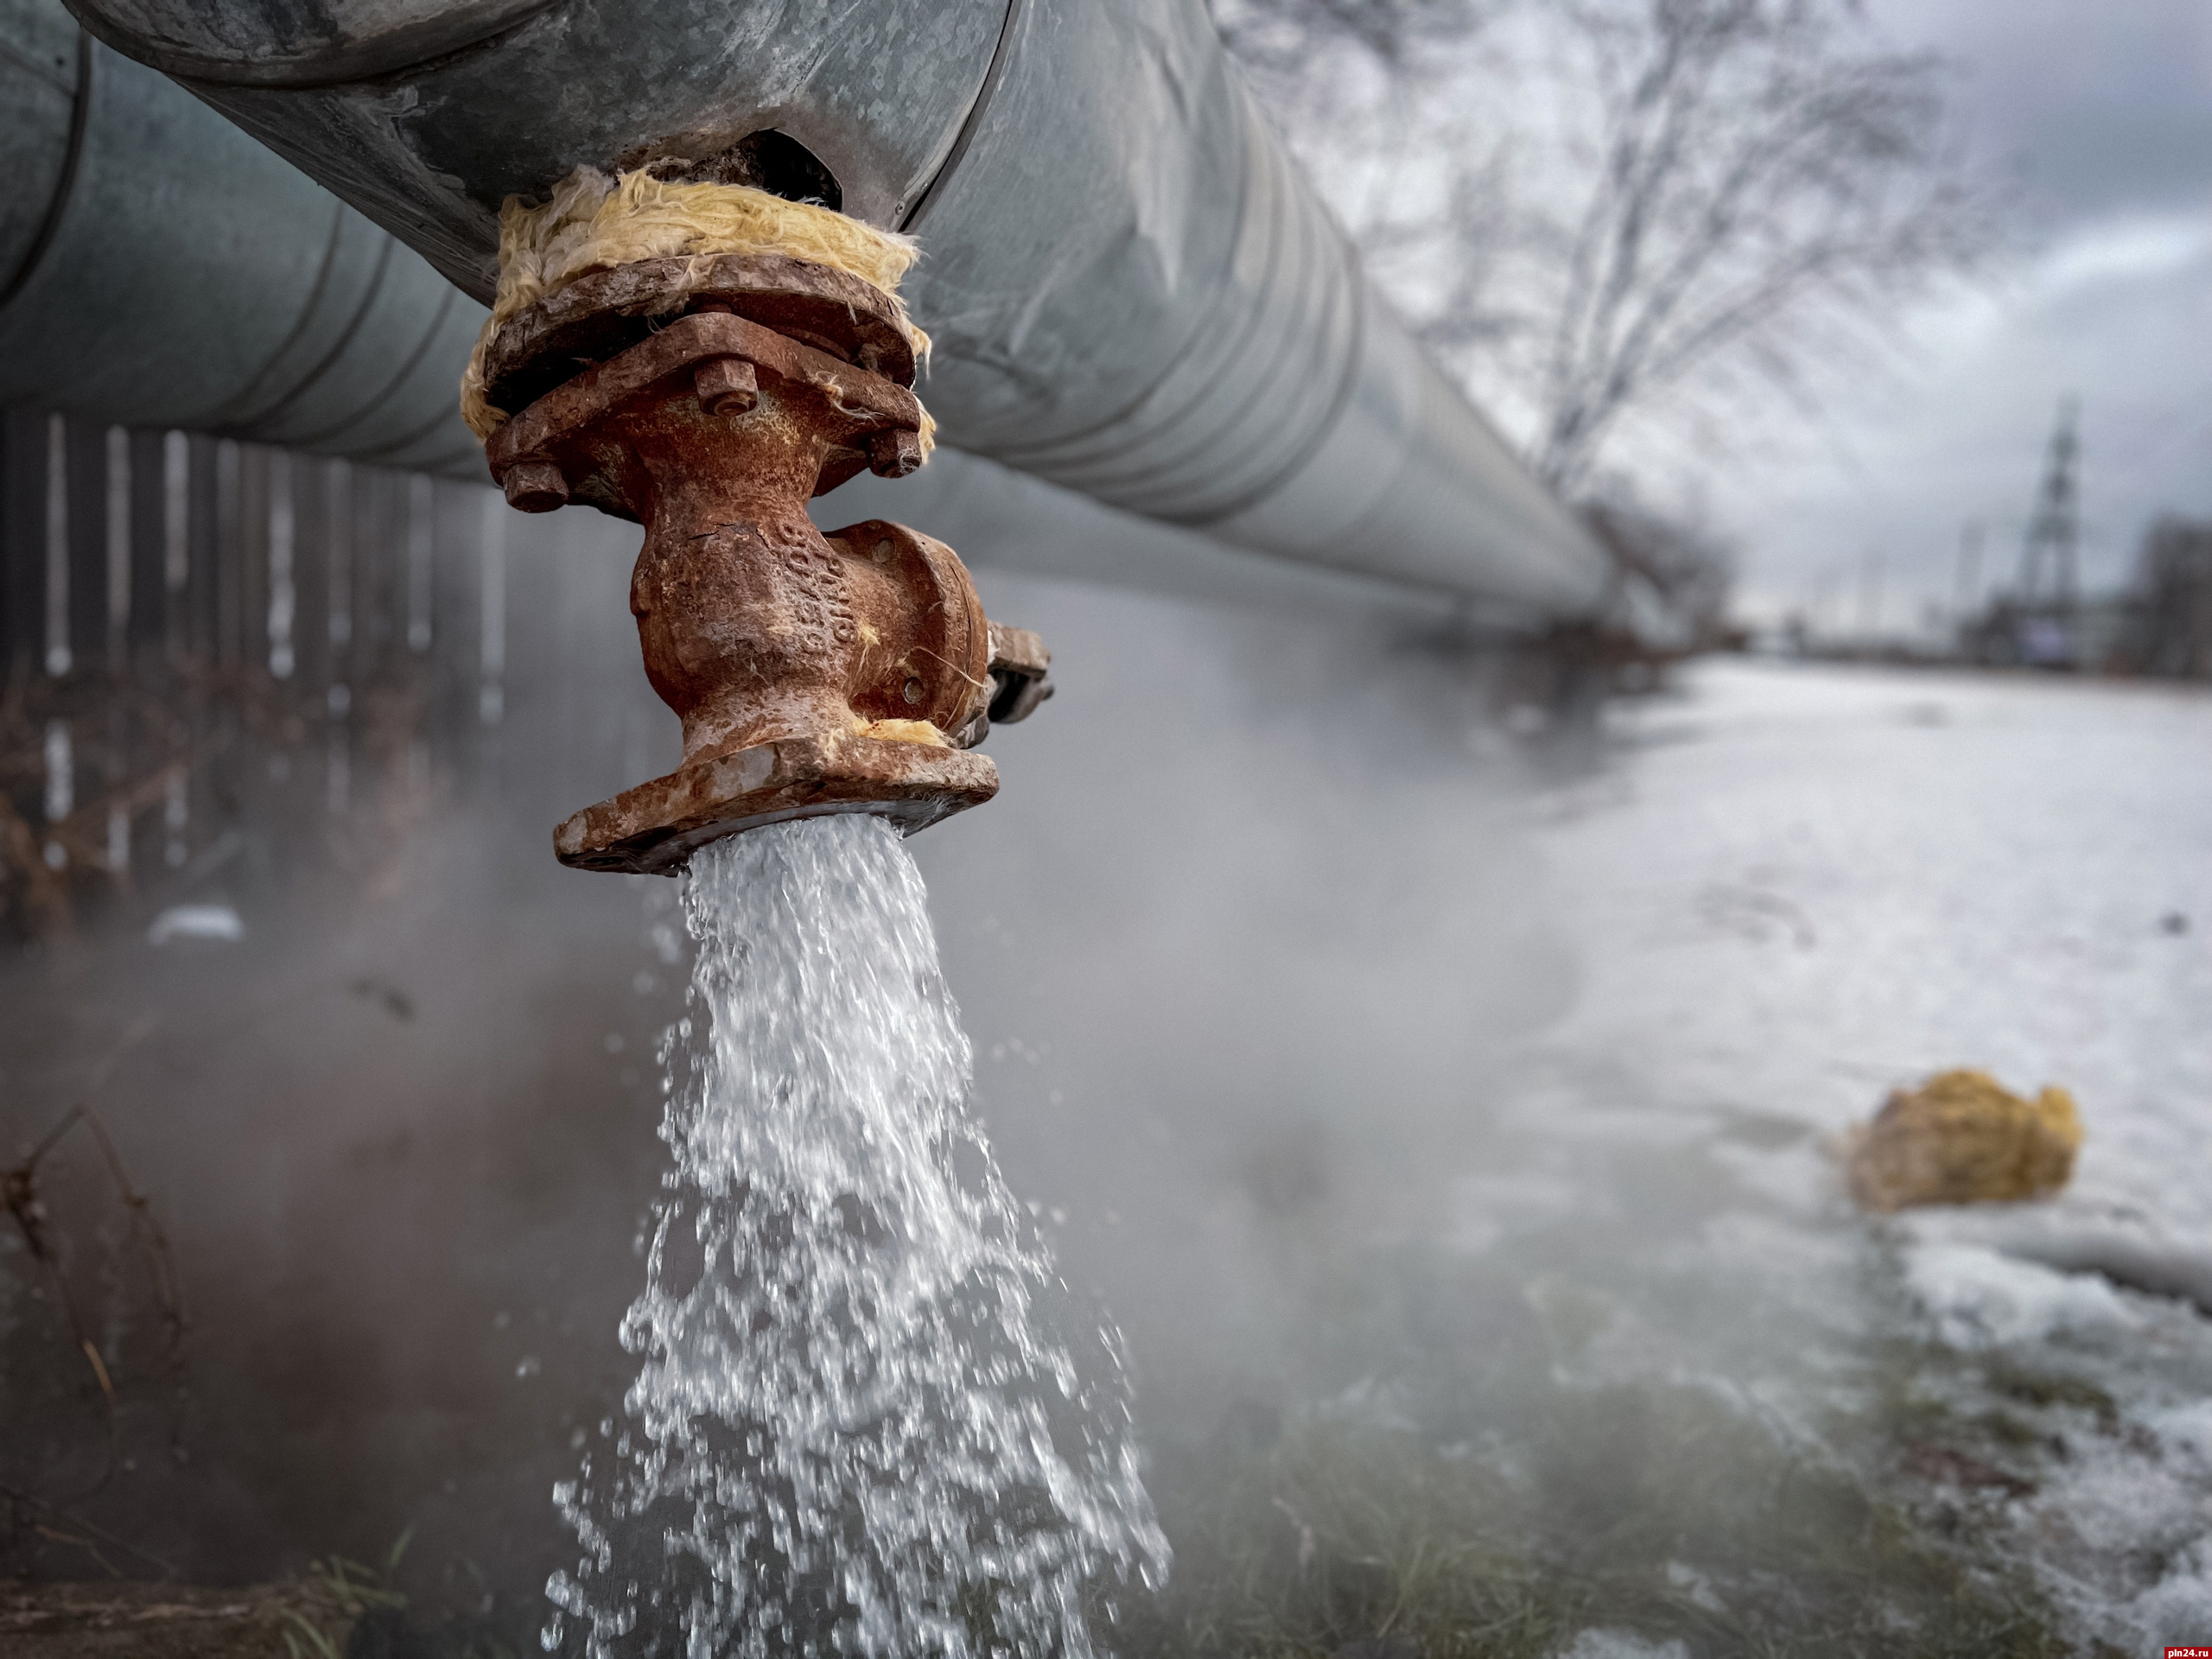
[0,0,482,473]
[54,0,1011,293]
[904,1,1601,611]
[59,0,1610,618]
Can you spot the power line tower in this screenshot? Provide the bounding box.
[2016,396,2081,620]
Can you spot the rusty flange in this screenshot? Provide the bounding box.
[551,734,996,876]
[481,253,920,417]
[482,255,1048,874]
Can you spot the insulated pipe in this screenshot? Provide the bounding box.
[0,3,481,474]
[63,0,1613,621]
[0,15,1501,635]
[904,3,1602,612]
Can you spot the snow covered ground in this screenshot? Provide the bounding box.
[1486,658,2212,1648]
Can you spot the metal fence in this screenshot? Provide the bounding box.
[0,408,512,939]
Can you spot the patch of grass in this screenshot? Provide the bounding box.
[285,1538,410,1659]
[1115,1382,2071,1659]
[283,1533,535,1659]
[1980,1363,2120,1435]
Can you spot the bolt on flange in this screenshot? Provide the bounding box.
[480,254,1049,874]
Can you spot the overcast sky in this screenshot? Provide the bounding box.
[1721,0,2212,628]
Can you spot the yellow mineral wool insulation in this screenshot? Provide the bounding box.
[856,718,950,747]
[1845,1069,2084,1213]
[459,167,934,451]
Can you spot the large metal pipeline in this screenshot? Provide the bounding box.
[0,0,481,473]
[0,9,1469,632]
[58,0,1612,621]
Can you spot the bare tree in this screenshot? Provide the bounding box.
[1525,0,1987,494]
[1217,0,1993,501]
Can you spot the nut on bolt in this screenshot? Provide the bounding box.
[694,355,758,416]
[503,458,568,513]
[868,428,924,479]
[986,623,1054,725]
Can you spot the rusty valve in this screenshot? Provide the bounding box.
[479,254,1050,874]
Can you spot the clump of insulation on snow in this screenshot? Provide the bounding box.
[1846,1068,2083,1212]
[460,167,931,446]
